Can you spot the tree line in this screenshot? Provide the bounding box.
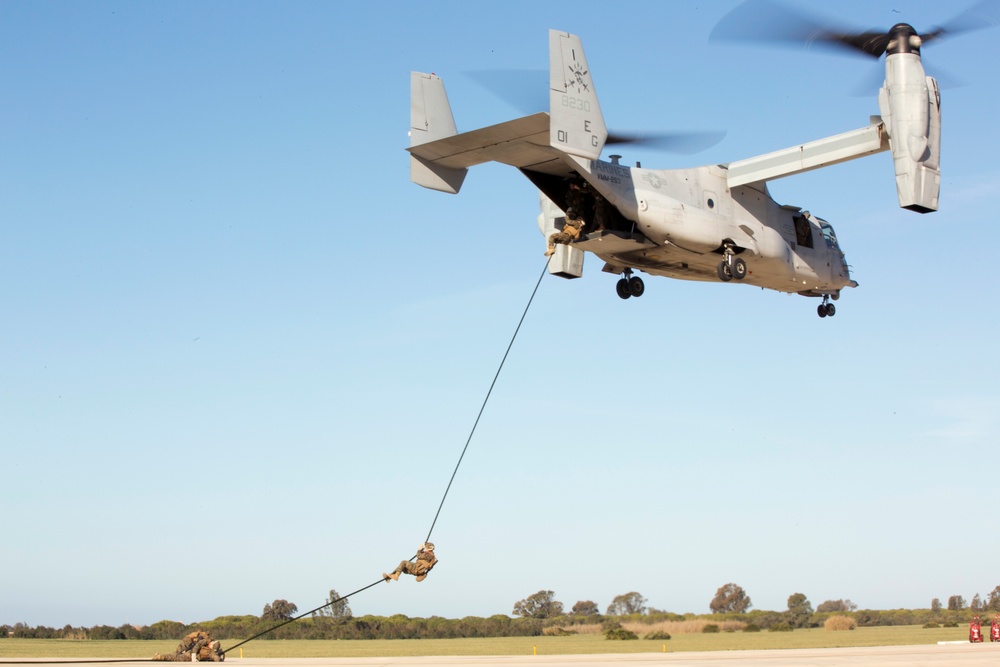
[5,583,1000,641]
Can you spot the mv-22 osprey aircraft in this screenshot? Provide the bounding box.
[407,10,958,318]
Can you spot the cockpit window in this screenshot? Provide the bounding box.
[820,221,838,248]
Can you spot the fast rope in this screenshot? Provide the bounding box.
[221,259,551,655]
[424,259,549,544]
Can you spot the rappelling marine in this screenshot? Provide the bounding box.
[383,542,437,582]
[153,630,224,662]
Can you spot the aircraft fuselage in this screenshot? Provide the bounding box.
[535,155,854,298]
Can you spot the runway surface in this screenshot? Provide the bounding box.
[8,643,1000,666]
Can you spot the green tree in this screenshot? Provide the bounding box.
[817,599,857,613]
[571,600,599,616]
[313,589,352,625]
[512,590,563,619]
[971,593,983,612]
[709,583,752,614]
[987,586,1000,612]
[262,599,298,622]
[931,598,942,613]
[606,592,647,616]
[947,595,966,611]
[786,593,813,628]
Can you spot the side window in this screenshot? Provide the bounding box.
[794,215,814,249]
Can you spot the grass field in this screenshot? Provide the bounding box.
[0,625,977,659]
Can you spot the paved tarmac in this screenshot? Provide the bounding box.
[8,643,1000,666]
[227,643,998,665]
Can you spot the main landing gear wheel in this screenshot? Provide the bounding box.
[732,257,747,280]
[628,276,645,297]
[717,249,747,282]
[717,261,733,282]
[616,270,645,300]
[817,297,836,318]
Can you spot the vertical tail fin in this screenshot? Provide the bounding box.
[548,30,607,160]
[409,72,468,194]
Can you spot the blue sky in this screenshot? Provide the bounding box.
[2,0,999,629]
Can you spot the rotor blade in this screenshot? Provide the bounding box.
[921,0,1000,44]
[710,0,882,58]
[712,0,1000,58]
[461,69,548,116]
[836,31,892,58]
[606,130,727,155]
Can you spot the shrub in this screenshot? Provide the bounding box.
[923,622,940,629]
[644,631,671,640]
[605,627,638,640]
[824,616,857,631]
[702,624,720,633]
[743,624,761,632]
[943,621,959,628]
[768,622,793,632]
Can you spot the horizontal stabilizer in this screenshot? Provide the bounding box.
[408,112,554,171]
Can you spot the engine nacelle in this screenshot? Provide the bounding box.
[878,49,941,213]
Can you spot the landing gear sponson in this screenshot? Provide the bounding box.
[616,268,645,300]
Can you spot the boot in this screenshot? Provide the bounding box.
[415,574,427,582]
[382,573,392,582]
[544,244,555,257]
[389,572,399,581]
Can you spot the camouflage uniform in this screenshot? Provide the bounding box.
[544,181,589,256]
[153,632,224,662]
[196,641,224,662]
[545,217,585,256]
[384,543,438,583]
[152,654,194,663]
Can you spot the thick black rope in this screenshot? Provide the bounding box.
[0,660,153,664]
[0,261,551,665]
[424,259,549,543]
